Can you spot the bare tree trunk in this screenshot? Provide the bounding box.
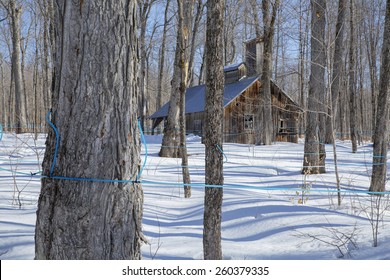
[139,0,155,131]
[298,1,309,137]
[156,0,171,115]
[369,0,390,193]
[249,0,261,38]
[349,0,357,153]
[33,14,40,138]
[326,0,346,144]
[35,0,143,259]
[177,0,192,198]
[203,0,225,260]
[274,5,281,81]
[33,42,39,138]
[0,59,6,129]
[21,28,30,126]
[8,70,14,129]
[21,9,35,127]
[364,0,381,141]
[261,0,280,145]
[188,0,204,87]
[9,0,26,134]
[159,0,194,158]
[302,0,326,174]
[223,2,240,66]
[42,0,50,116]
[198,46,206,85]
[48,0,55,114]
[358,26,366,143]
[338,74,348,139]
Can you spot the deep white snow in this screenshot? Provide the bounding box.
[0,132,389,260]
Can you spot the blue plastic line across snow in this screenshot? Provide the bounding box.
[2,166,390,195]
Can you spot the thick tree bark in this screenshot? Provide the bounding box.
[369,0,390,193]
[302,0,326,174]
[35,0,143,259]
[203,0,225,260]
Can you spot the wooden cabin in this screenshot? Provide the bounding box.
[150,64,302,144]
[150,38,302,144]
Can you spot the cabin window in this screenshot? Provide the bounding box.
[279,119,290,133]
[244,114,254,130]
[194,119,202,133]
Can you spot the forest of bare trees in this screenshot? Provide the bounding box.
[0,0,387,141]
[1,0,390,260]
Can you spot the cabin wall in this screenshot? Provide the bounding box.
[271,85,299,143]
[186,112,204,135]
[183,82,300,144]
[223,81,261,144]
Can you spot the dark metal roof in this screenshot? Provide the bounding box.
[150,76,259,119]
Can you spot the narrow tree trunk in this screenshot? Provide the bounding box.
[302,0,326,174]
[349,0,357,153]
[48,0,55,114]
[261,0,280,145]
[188,0,204,87]
[298,1,308,137]
[139,1,151,131]
[156,0,171,115]
[0,60,6,129]
[203,0,225,260]
[364,1,380,141]
[249,0,261,38]
[8,72,14,129]
[326,0,346,144]
[21,35,29,126]
[159,0,194,159]
[42,0,50,115]
[358,32,365,142]
[9,1,26,134]
[274,6,281,81]
[35,0,143,259]
[369,0,390,193]
[198,46,206,85]
[339,79,348,139]
[177,0,192,198]
[33,19,40,138]
[317,0,327,173]
[159,47,181,158]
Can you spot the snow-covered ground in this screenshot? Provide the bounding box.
[0,132,389,260]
